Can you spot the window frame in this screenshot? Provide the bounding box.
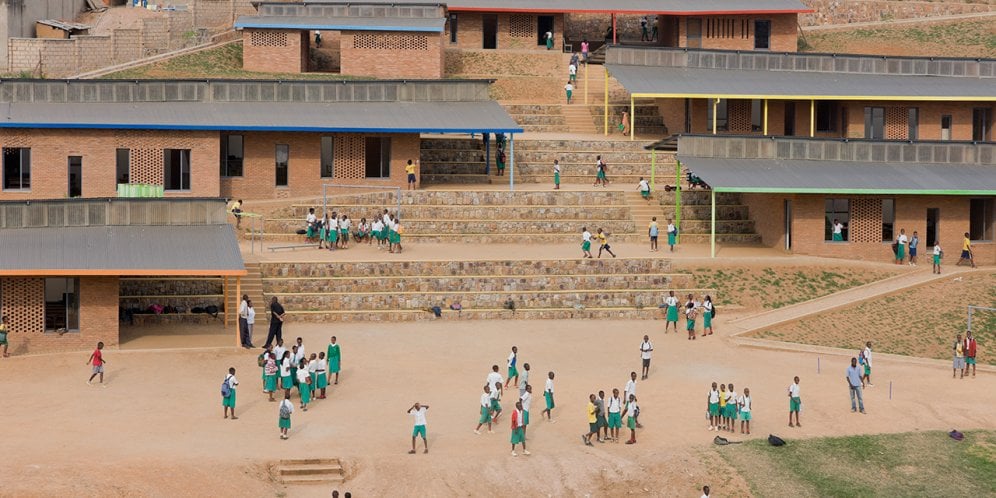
[116,148,130,185]
[864,107,885,140]
[2,147,31,191]
[972,107,991,142]
[881,198,895,243]
[824,198,850,242]
[320,136,334,179]
[753,20,771,50]
[907,108,919,141]
[275,144,290,187]
[44,277,80,333]
[816,101,837,133]
[364,137,391,178]
[220,134,244,177]
[707,98,729,132]
[163,149,192,191]
[940,115,952,141]
[969,198,993,242]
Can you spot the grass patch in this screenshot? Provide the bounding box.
[721,431,996,498]
[689,267,896,310]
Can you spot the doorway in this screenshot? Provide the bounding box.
[686,19,701,48]
[754,20,771,50]
[68,156,82,198]
[537,15,554,47]
[926,208,939,247]
[482,14,498,49]
[784,199,793,250]
[784,102,796,136]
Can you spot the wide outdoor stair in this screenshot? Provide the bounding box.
[273,458,345,485]
[504,103,567,133]
[224,261,268,326]
[262,258,713,321]
[656,191,762,245]
[561,104,599,134]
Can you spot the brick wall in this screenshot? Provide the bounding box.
[0,276,119,355]
[842,101,989,141]
[220,132,420,200]
[743,193,995,265]
[676,14,798,52]
[242,29,307,73]
[195,0,236,29]
[448,12,564,51]
[340,31,444,79]
[75,35,113,73]
[0,128,220,201]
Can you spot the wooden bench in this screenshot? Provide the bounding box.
[128,312,225,326]
[267,244,317,252]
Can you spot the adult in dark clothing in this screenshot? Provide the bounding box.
[264,297,286,348]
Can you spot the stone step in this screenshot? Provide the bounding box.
[282,307,677,322]
[265,274,692,293]
[279,458,340,465]
[279,474,346,484]
[262,258,672,278]
[657,191,742,205]
[278,463,344,476]
[265,204,631,221]
[659,205,751,220]
[261,219,636,235]
[420,138,654,152]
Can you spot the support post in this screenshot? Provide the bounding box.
[509,133,515,191]
[235,276,241,345]
[612,14,617,44]
[485,134,490,175]
[222,276,228,326]
[761,99,768,136]
[810,99,815,137]
[584,61,588,105]
[710,189,716,258]
[629,96,635,140]
[650,149,656,190]
[712,98,718,135]
[603,66,609,136]
[675,159,682,243]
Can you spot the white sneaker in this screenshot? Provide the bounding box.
[474,430,481,435]
[523,450,531,455]
[488,429,494,434]
[511,451,518,457]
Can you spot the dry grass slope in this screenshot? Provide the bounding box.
[804,19,996,58]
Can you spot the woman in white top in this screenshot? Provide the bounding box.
[553,159,561,190]
[245,301,256,349]
[702,295,714,337]
[278,392,294,439]
[895,228,908,264]
[832,218,844,242]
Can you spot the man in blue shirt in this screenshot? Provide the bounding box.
[846,357,866,414]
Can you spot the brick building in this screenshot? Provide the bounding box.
[0,198,245,355]
[0,79,520,201]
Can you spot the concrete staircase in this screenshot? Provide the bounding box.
[262,258,713,322]
[561,104,599,134]
[274,458,345,485]
[225,261,268,326]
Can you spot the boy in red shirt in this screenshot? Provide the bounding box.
[87,341,106,386]
[964,332,978,378]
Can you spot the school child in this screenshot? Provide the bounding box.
[608,388,623,442]
[290,346,300,387]
[372,217,384,248]
[505,346,519,389]
[593,155,607,187]
[520,384,533,437]
[264,353,278,402]
[279,392,294,439]
[490,381,503,422]
[307,353,319,396]
[640,335,653,380]
[861,342,874,387]
[553,159,561,190]
[895,228,908,265]
[258,346,270,390]
[596,390,608,443]
[582,394,598,446]
[625,371,641,428]
[564,80,573,104]
[280,351,293,391]
[909,231,920,266]
[86,341,106,386]
[667,219,677,252]
[542,371,556,422]
[685,295,698,340]
[0,315,8,357]
[725,383,737,433]
[355,218,369,243]
[664,290,679,333]
[295,336,306,362]
[408,402,430,454]
[326,212,339,250]
[486,364,504,398]
[316,351,329,399]
[702,295,714,336]
[273,339,286,365]
[707,382,720,431]
[624,394,639,444]
[638,177,651,203]
[474,385,494,434]
[581,227,593,258]
[392,218,404,253]
[738,387,752,434]
[318,214,329,249]
[222,367,239,420]
[518,362,531,397]
[327,336,341,385]
[596,228,616,258]
[340,215,351,248]
[718,384,728,431]
[305,208,317,241]
[648,216,659,252]
[788,376,801,427]
[933,243,943,274]
[297,359,312,411]
[702,485,711,498]
[511,401,529,456]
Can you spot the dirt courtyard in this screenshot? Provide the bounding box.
[1,313,994,497]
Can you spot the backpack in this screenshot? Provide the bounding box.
[858,351,866,365]
[205,305,219,318]
[711,305,717,318]
[221,376,232,398]
[279,402,292,419]
[768,434,786,446]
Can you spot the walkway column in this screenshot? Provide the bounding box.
[763,99,769,135]
[508,132,515,191]
[675,159,682,243]
[650,149,656,190]
[712,98,718,135]
[630,96,635,140]
[810,99,815,137]
[603,66,609,136]
[234,276,241,346]
[612,14,617,44]
[584,61,588,105]
[710,189,716,258]
[485,133,490,175]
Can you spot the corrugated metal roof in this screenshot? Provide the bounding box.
[235,15,446,32]
[37,19,91,31]
[307,0,811,14]
[606,65,996,100]
[0,101,523,133]
[674,156,996,194]
[0,225,244,275]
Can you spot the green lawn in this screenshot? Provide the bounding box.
[720,431,996,497]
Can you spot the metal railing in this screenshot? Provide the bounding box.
[0,197,228,229]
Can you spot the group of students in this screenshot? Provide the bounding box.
[580,227,617,258]
[833,218,979,271]
[583,371,644,447]
[660,291,715,339]
[647,216,678,252]
[305,208,404,253]
[707,381,753,434]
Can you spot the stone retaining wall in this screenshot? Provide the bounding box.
[262,258,672,278]
[266,273,691,293]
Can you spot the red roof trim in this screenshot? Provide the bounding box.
[448,7,812,14]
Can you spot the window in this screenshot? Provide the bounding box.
[449,13,458,43]
[816,101,838,133]
[45,278,79,332]
[825,198,850,241]
[969,198,993,241]
[907,108,919,141]
[972,108,991,142]
[321,136,334,178]
[116,149,130,185]
[881,199,895,242]
[2,147,31,190]
[707,99,728,132]
[864,107,885,139]
[750,99,762,132]
[163,149,191,191]
[275,144,289,187]
[753,20,771,50]
[365,137,391,178]
[941,115,952,141]
[220,135,244,177]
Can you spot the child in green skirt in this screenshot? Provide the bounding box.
[296,359,312,411]
[327,336,341,385]
[222,367,238,420]
[279,392,294,439]
[280,351,293,391]
[264,353,278,402]
[316,351,329,399]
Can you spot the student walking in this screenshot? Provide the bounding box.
[264,297,286,349]
[667,219,677,252]
[861,341,874,387]
[564,81,574,104]
[953,334,966,378]
[327,336,341,385]
[964,331,978,378]
[582,394,599,446]
[685,294,698,340]
[895,228,908,265]
[581,227,593,258]
[264,353,278,402]
[222,367,239,419]
[738,387,752,434]
[909,231,920,266]
[505,346,519,389]
[624,394,639,444]
[86,341,106,386]
[553,159,561,190]
[595,390,608,443]
[958,232,977,267]
[474,385,494,434]
[486,365,504,400]
[933,242,943,273]
[707,382,720,430]
[568,62,577,83]
[518,362,530,397]
[596,228,617,258]
[640,335,653,379]
[581,40,589,62]
[846,358,866,414]
[542,371,556,422]
[408,402,429,454]
[511,401,529,456]
[278,392,294,439]
[593,156,608,187]
[648,216,659,252]
[608,388,623,442]
[490,381,504,422]
[788,376,802,426]
[520,384,533,437]
[702,295,714,336]
[640,16,649,41]
[663,290,679,333]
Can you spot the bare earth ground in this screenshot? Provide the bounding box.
[2,310,995,496]
[803,18,996,58]
[753,270,996,364]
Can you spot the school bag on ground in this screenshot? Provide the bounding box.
[221,376,232,398]
[768,434,786,446]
